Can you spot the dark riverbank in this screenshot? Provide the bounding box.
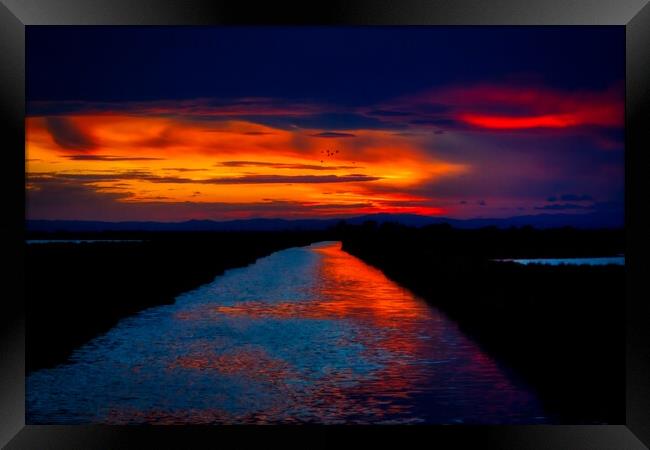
[340,222,625,424]
[26,231,328,373]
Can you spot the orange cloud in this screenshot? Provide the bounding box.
[26,111,467,220]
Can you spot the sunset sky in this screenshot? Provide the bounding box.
[26,27,624,223]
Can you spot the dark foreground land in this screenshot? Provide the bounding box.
[340,222,625,424]
[26,231,328,373]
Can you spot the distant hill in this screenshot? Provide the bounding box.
[26,211,624,233]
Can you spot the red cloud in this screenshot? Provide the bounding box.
[373,82,624,131]
[445,83,623,130]
[459,111,617,129]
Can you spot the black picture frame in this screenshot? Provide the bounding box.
[1,1,649,448]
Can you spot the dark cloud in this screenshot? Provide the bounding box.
[29,172,133,183]
[412,130,624,206]
[408,118,461,128]
[44,117,96,151]
[66,154,164,162]
[163,168,208,172]
[560,194,594,202]
[29,170,381,186]
[241,112,390,132]
[534,203,590,210]
[547,194,593,202]
[365,110,412,117]
[27,178,131,221]
[30,171,204,186]
[309,132,356,138]
[298,202,373,210]
[134,128,180,148]
[30,98,324,119]
[217,161,359,171]
[29,171,157,184]
[241,131,276,136]
[26,176,375,221]
[199,174,380,184]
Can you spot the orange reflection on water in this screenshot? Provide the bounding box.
[213,301,314,319]
[312,242,434,324]
[166,243,437,419]
[162,243,540,423]
[168,347,297,381]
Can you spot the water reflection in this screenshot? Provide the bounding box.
[27,241,546,424]
[497,256,624,266]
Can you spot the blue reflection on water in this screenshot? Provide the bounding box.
[27,241,547,424]
[499,257,624,266]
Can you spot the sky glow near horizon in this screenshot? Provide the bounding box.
[26,27,625,223]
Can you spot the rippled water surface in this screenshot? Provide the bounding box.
[499,256,624,266]
[27,241,547,424]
